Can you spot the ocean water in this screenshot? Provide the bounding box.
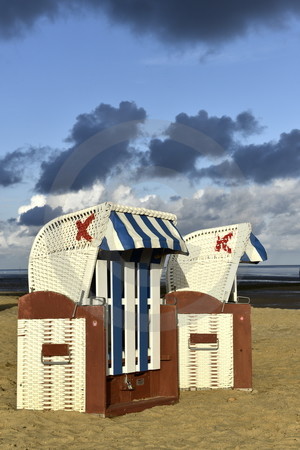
[0,269,28,276]
[237,264,300,284]
[0,269,28,292]
[236,265,300,309]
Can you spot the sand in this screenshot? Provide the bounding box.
[0,295,299,449]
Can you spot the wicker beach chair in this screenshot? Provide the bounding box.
[165,223,267,390]
[17,202,187,416]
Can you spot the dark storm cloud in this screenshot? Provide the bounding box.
[0,146,50,187]
[98,0,300,44]
[235,112,265,137]
[147,139,200,178]
[197,129,300,184]
[144,109,262,178]
[233,129,300,183]
[197,160,245,186]
[1,0,300,44]
[18,204,63,226]
[139,110,299,184]
[170,110,263,150]
[2,105,297,192]
[66,101,147,146]
[35,101,146,194]
[36,141,138,193]
[0,166,21,187]
[36,106,257,192]
[0,0,62,39]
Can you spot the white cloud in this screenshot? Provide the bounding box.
[193,189,204,199]
[0,221,34,268]
[2,177,300,267]
[111,185,137,206]
[0,230,8,249]
[18,194,46,217]
[178,180,300,262]
[48,181,105,213]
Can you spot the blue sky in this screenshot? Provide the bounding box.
[0,1,300,268]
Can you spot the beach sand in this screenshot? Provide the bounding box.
[0,295,299,449]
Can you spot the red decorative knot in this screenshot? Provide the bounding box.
[76,213,95,242]
[215,232,233,254]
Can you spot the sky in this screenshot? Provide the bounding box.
[0,0,300,268]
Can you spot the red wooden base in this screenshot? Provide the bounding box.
[18,291,179,416]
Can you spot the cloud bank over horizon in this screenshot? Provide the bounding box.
[0,99,299,265]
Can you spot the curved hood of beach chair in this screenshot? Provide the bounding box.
[28,202,187,304]
[240,232,268,263]
[166,222,267,303]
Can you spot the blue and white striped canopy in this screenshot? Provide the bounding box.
[241,232,267,263]
[100,211,188,255]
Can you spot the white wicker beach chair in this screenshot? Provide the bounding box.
[18,202,187,415]
[165,222,267,391]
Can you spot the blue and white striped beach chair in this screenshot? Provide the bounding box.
[17,202,188,416]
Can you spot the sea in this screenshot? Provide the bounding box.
[236,265,300,308]
[0,265,299,308]
[237,264,300,285]
[0,269,28,293]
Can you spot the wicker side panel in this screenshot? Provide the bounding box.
[167,223,251,302]
[17,318,86,411]
[168,259,239,301]
[29,247,98,304]
[178,314,233,389]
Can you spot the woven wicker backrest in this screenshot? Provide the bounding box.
[166,223,252,302]
[29,202,181,305]
[29,203,112,304]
